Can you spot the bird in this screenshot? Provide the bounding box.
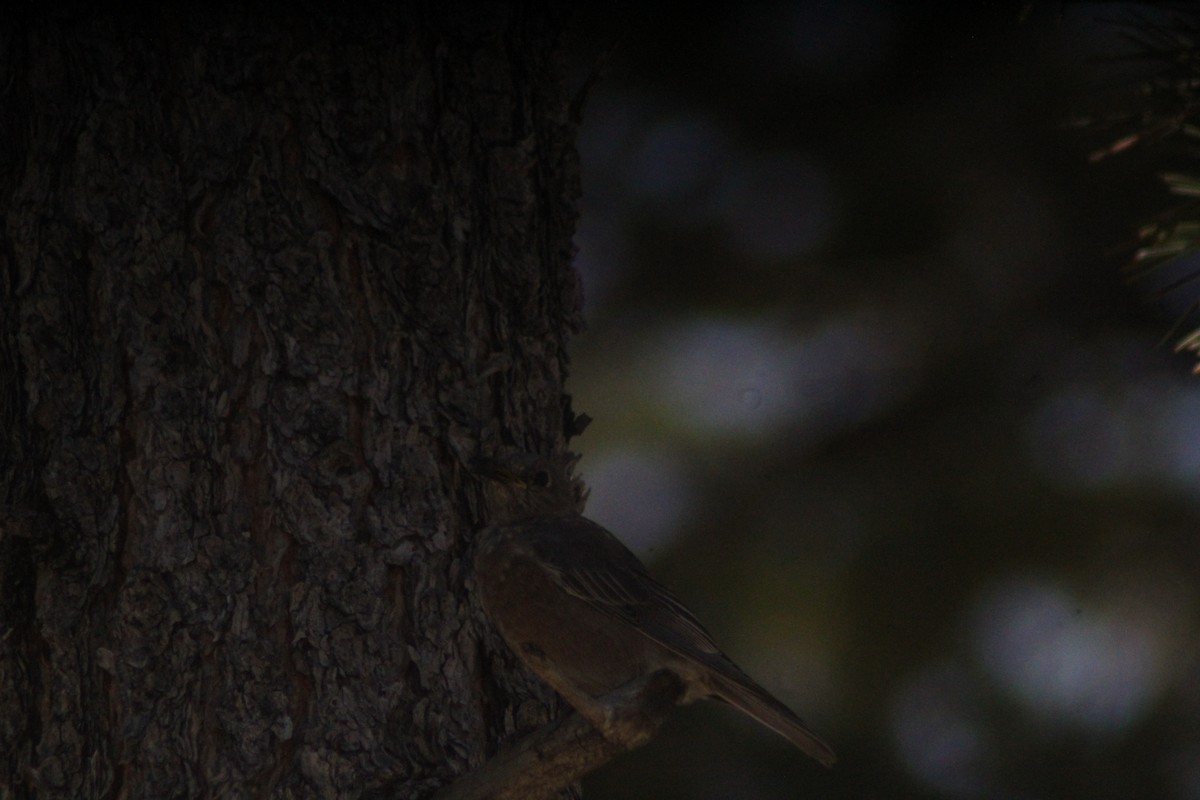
[472,450,836,768]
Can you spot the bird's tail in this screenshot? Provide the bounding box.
[707,667,836,768]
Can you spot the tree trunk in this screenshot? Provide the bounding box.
[0,5,583,798]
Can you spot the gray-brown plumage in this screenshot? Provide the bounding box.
[473,451,836,768]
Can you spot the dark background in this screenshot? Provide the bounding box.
[561,3,1200,798]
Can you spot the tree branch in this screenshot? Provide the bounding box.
[433,670,684,800]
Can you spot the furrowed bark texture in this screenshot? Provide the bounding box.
[0,6,582,798]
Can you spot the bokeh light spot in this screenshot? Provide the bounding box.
[653,313,913,439]
[580,447,692,556]
[891,663,991,798]
[972,578,1170,732]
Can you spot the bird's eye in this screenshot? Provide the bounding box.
[531,470,552,488]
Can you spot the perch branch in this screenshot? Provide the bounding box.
[434,670,683,800]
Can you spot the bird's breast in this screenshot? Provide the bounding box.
[475,524,653,698]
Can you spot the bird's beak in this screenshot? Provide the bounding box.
[471,457,524,487]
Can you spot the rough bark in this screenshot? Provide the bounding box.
[0,5,583,798]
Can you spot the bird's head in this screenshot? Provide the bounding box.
[474,450,588,520]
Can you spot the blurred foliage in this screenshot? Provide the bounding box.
[560,3,1200,799]
[1088,6,1200,368]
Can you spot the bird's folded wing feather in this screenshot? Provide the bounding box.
[522,516,726,663]
[519,516,837,767]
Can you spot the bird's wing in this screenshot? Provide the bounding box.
[521,515,838,768]
[522,516,725,660]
